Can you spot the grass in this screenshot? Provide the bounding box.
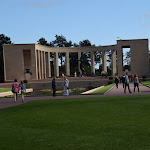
[0,87,11,93]
[40,88,86,92]
[141,81,150,87]
[90,83,115,94]
[40,89,73,93]
[1,95,150,150]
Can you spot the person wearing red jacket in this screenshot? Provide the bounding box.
[131,73,134,82]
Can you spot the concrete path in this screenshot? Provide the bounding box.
[81,86,104,94]
[107,83,150,96]
[0,88,33,97]
[0,83,150,110]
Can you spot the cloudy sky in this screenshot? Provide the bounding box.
[1,0,150,46]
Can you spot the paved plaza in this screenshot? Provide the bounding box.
[0,83,150,110]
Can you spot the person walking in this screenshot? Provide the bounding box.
[122,75,125,88]
[134,75,140,93]
[12,79,20,103]
[74,71,77,78]
[131,73,134,82]
[124,73,132,93]
[52,77,56,96]
[20,81,26,102]
[115,76,119,88]
[63,76,69,96]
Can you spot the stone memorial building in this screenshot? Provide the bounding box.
[3,39,150,81]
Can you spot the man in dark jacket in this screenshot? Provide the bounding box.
[52,77,56,96]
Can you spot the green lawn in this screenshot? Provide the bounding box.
[141,81,150,87]
[90,83,115,94]
[1,96,150,150]
[0,87,11,93]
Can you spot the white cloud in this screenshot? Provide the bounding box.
[142,23,149,27]
[24,1,64,8]
[142,11,150,19]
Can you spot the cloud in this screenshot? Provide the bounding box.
[142,11,150,19]
[24,1,64,8]
[142,23,149,27]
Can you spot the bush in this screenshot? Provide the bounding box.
[108,80,113,85]
[109,76,113,80]
[23,80,28,83]
[142,75,147,81]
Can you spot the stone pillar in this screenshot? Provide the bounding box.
[35,50,38,79]
[41,51,44,79]
[45,52,51,78]
[102,51,107,72]
[38,50,41,79]
[65,52,70,76]
[44,52,46,79]
[78,52,81,72]
[48,52,51,77]
[91,51,95,74]
[117,46,123,76]
[54,52,59,76]
[111,50,117,76]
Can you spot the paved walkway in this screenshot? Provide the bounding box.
[0,83,150,110]
[0,88,33,97]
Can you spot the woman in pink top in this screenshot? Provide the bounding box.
[12,79,19,102]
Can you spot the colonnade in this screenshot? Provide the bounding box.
[35,49,117,79]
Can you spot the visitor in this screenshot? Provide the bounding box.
[80,72,82,77]
[131,73,134,82]
[52,77,56,96]
[134,75,140,93]
[122,75,125,88]
[74,71,77,78]
[124,73,132,93]
[12,79,20,103]
[105,72,108,78]
[63,76,69,96]
[115,76,119,88]
[20,81,26,102]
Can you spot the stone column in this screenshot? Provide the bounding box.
[102,51,107,72]
[91,51,95,74]
[41,51,44,79]
[35,50,38,79]
[54,52,59,76]
[65,52,70,76]
[78,52,81,73]
[117,46,123,76]
[45,52,51,78]
[111,50,117,76]
[38,50,41,79]
[48,52,51,77]
[44,52,46,79]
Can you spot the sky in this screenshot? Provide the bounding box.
[1,0,150,46]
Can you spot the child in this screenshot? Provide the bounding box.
[12,79,19,103]
[20,81,26,102]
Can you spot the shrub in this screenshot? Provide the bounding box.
[23,80,28,83]
[108,80,113,85]
[109,76,113,80]
[142,75,147,81]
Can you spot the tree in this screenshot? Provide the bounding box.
[0,34,12,82]
[37,37,49,46]
[123,50,131,71]
[79,39,92,47]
